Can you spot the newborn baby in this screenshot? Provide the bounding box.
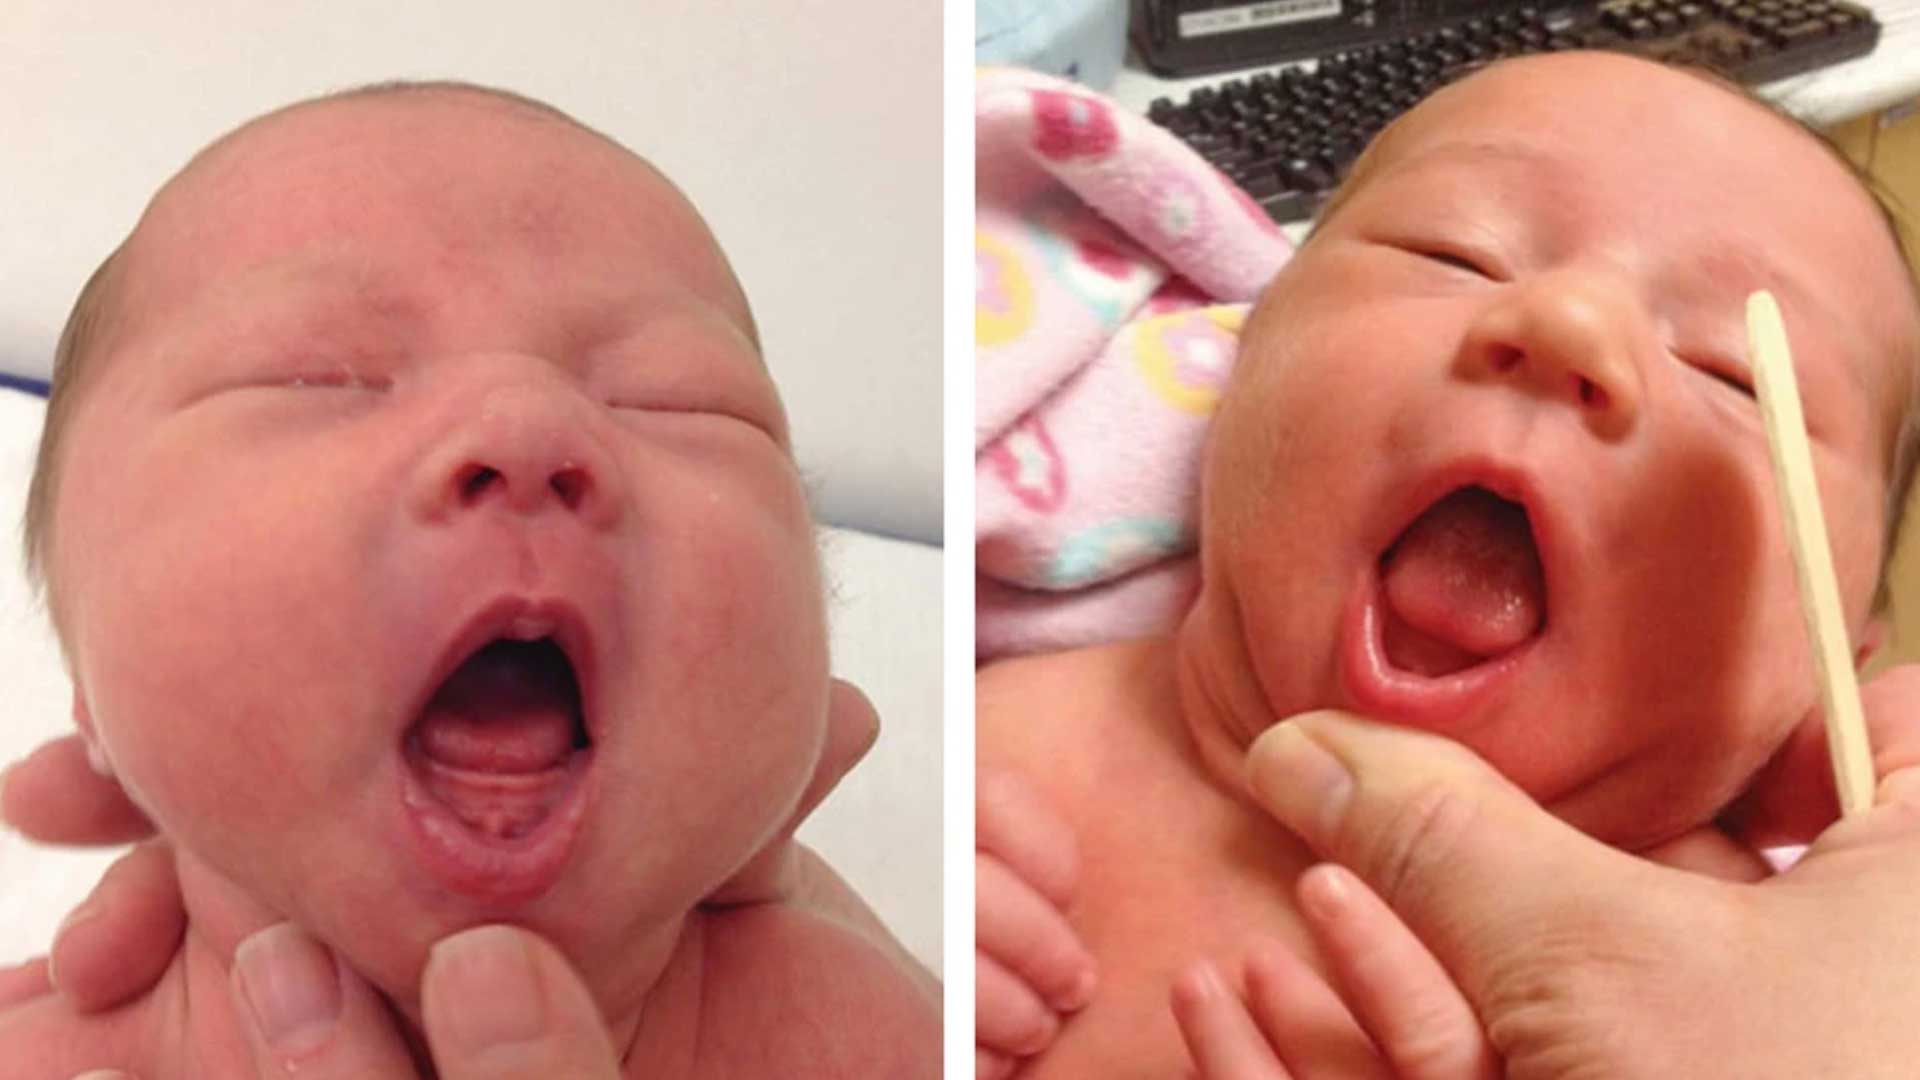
[978,50,1919,1077]
[6,82,937,1074]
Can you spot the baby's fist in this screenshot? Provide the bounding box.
[975,765,1097,1078]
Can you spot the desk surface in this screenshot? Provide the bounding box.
[1110,0,1920,124]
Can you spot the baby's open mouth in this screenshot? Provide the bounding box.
[404,637,592,841]
[1377,486,1546,676]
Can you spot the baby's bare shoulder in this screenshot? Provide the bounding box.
[690,899,940,1079]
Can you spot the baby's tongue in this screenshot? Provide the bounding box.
[417,640,579,772]
[1380,488,1544,675]
[412,640,580,838]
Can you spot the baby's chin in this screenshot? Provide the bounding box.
[169,811,700,1037]
[297,853,693,1037]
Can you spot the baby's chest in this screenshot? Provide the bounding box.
[1023,742,1324,1079]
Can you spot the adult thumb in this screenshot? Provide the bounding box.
[1245,711,1668,1004]
[232,923,418,1077]
[422,925,623,1079]
[706,676,880,904]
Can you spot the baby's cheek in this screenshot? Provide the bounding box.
[636,468,827,820]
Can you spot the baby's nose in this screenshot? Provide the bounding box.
[1456,278,1646,441]
[412,381,625,530]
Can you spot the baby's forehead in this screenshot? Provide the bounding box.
[112,91,756,355]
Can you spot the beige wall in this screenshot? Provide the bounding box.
[1832,104,1920,669]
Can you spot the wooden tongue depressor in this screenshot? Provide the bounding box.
[1747,289,1875,817]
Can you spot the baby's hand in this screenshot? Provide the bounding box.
[1171,864,1498,1080]
[975,765,1096,1079]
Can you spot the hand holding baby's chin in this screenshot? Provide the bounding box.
[1176,668,1920,1079]
[0,920,623,1078]
[233,923,624,1078]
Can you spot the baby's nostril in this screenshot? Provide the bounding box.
[1490,346,1523,374]
[1577,376,1607,409]
[550,466,589,510]
[459,464,501,504]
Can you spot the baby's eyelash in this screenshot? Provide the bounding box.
[1680,354,1755,400]
[1391,241,1499,280]
[280,370,392,391]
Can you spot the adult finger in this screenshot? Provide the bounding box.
[1245,712,1673,1009]
[49,839,185,1012]
[977,1046,1016,1080]
[977,853,1096,1011]
[1171,959,1294,1080]
[1725,663,1920,847]
[1639,826,1770,881]
[1294,865,1495,1080]
[232,923,418,1077]
[975,949,1058,1056]
[422,925,622,1079]
[0,992,140,1075]
[977,765,1079,909]
[1236,937,1388,1080]
[0,956,52,1008]
[707,676,879,904]
[1,736,153,845]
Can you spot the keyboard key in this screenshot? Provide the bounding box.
[1140,0,1880,225]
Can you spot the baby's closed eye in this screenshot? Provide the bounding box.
[1674,349,1756,401]
[1397,241,1503,281]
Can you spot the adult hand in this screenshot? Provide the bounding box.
[0,734,175,1013]
[232,922,620,1078]
[1238,664,1920,1078]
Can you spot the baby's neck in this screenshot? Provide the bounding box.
[170,848,700,1070]
[1170,600,1286,798]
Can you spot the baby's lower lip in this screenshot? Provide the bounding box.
[1337,568,1536,731]
[395,739,594,907]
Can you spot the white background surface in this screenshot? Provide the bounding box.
[0,0,942,543]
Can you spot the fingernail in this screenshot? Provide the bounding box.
[1299,862,1353,922]
[1185,960,1227,1001]
[71,1071,136,1079]
[1247,720,1353,838]
[47,900,105,991]
[234,924,343,1059]
[56,899,105,938]
[1052,966,1097,1012]
[430,926,546,1053]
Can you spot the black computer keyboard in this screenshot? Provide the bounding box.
[1146,0,1881,224]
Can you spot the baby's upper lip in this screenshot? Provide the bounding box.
[407,594,599,740]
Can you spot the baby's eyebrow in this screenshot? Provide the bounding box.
[1386,139,1566,189]
[208,269,426,344]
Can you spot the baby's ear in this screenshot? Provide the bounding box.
[70,694,114,778]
